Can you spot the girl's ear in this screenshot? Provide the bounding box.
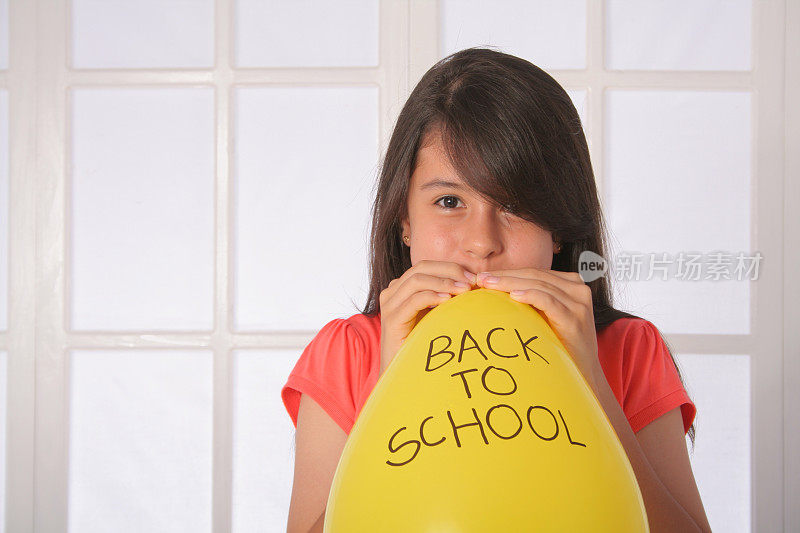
[400,217,410,239]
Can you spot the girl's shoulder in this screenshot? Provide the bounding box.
[598,316,662,343]
[342,311,381,332]
[597,316,695,434]
[338,312,381,350]
[282,313,382,434]
[596,316,671,370]
[308,312,382,360]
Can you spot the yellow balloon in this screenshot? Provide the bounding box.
[325,288,648,532]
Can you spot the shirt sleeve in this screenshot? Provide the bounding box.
[281,318,366,435]
[622,321,697,435]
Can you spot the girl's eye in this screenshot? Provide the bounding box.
[434,195,463,210]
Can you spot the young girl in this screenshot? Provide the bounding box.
[281,47,711,533]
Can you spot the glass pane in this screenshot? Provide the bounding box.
[231,350,297,532]
[71,0,214,69]
[604,90,752,334]
[0,90,7,331]
[68,350,213,532]
[70,88,214,331]
[606,0,751,71]
[234,86,378,331]
[235,0,378,67]
[677,353,750,532]
[0,0,8,70]
[440,0,586,70]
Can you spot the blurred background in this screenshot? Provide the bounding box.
[0,0,797,531]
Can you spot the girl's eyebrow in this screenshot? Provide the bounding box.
[419,179,466,191]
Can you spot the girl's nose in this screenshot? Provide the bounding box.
[462,208,504,259]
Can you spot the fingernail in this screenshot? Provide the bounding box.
[483,276,499,284]
[464,271,476,283]
[454,281,468,287]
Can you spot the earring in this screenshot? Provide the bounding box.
[554,242,562,254]
[403,235,410,245]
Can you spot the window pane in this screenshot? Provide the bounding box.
[440,0,586,70]
[234,86,378,331]
[68,350,213,532]
[677,353,750,532]
[71,0,214,69]
[70,88,215,331]
[605,90,752,334]
[235,0,378,67]
[606,0,751,71]
[231,350,297,532]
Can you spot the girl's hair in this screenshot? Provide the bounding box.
[359,46,695,447]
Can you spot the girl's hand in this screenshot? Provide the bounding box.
[476,268,601,384]
[379,260,474,376]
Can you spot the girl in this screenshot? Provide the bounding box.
[281,47,711,532]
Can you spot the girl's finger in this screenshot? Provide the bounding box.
[512,279,588,318]
[395,271,470,302]
[482,275,574,305]
[487,267,582,284]
[484,268,589,300]
[508,288,578,335]
[398,290,452,327]
[383,260,475,302]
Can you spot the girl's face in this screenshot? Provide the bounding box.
[401,133,557,275]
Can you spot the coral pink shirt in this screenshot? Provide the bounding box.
[281,313,696,436]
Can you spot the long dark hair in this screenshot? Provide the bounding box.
[359,46,695,447]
